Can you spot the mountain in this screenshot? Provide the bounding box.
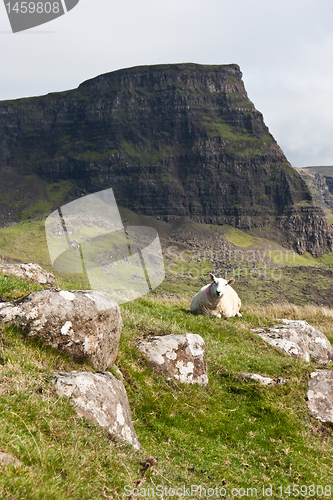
[298,167,333,220]
[0,63,332,256]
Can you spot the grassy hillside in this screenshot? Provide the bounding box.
[1,212,333,306]
[1,214,333,497]
[1,273,333,498]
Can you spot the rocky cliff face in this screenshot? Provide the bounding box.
[298,168,333,212]
[0,63,332,255]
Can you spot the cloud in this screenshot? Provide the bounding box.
[1,0,333,166]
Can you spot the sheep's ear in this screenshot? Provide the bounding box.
[209,273,215,282]
[228,279,235,285]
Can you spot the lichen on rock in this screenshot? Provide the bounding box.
[53,371,141,449]
[0,289,122,370]
[137,333,208,386]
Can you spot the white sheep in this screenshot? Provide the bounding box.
[190,273,242,318]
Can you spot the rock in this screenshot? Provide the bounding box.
[238,373,286,386]
[53,371,141,449]
[308,370,333,423]
[112,365,124,381]
[0,289,122,370]
[298,168,333,213]
[137,333,208,386]
[251,319,333,365]
[0,263,56,286]
[0,451,22,467]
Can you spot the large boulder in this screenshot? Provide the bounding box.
[0,289,122,370]
[137,333,208,386]
[308,370,333,423]
[0,263,56,286]
[252,319,333,365]
[53,371,141,450]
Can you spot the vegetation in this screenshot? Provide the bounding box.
[0,62,332,495]
[201,116,273,158]
[1,277,333,498]
[1,214,333,498]
[0,176,77,222]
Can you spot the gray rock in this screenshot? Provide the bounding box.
[238,373,286,386]
[308,370,333,423]
[0,451,22,467]
[0,263,56,286]
[137,333,208,386]
[53,371,141,449]
[0,289,122,370]
[251,319,333,365]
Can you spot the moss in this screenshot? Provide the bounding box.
[76,149,118,160]
[229,92,253,110]
[201,116,273,158]
[222,226,254,247]
[17,200,52,220]
[45,180,76,203]
[294,200,314,209]
[159,172,172,183]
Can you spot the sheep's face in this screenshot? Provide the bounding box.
[210,273,235,297]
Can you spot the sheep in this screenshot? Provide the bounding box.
[190,273,242,318]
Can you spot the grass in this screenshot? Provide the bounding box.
[0,274,45,301]
[1,265,333,498]
[201,116,273,157]
[1,215,333,496]
[1,216,333,307]
[159,239,333,307]
[18,200,52,221]
[0,324,139,499]
[221,226,254,247]
[245,302,333,342]
[0,174,77,223]
[0,220,52,270]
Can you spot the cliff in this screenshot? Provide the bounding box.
[298,168,333,213]
[0,63,332,256]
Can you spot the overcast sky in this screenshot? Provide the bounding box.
[1,0,333,168]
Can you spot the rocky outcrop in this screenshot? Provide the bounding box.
[276,205,333,257]
[307,370,333,423]
[298,168,333,212]
[325,176,333,194]
[0,63,332,255]
[0,263,56,286]
[252,319,333,365]
[53,371,141,449]
[137,333,208,386]
[0,289,122,370]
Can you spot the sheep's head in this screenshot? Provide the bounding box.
[209,273,235,297]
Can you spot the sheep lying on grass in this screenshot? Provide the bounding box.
[190,273,242,318]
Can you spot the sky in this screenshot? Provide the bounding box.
[1,0,333,168]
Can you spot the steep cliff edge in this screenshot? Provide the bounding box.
[298,168,333,212]
[0,63,332,256]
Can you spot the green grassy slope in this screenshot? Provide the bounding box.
[1,213,333,306]
[0,174,78,225]
[1,273,333,498]
[1,212,333,497]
